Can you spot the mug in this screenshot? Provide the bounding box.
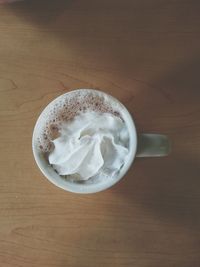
[32,89,170,193]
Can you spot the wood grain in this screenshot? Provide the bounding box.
[0,0,200,266]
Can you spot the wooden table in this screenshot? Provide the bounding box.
[0,1,200,266]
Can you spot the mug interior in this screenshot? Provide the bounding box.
[32,89,137,193]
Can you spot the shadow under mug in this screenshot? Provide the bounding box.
[32,89,171,193]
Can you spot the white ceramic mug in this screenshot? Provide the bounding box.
[32,89,170,194]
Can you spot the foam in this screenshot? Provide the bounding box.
[35,90,124,154]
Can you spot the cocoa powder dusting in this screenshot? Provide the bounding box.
[36,91,123,154]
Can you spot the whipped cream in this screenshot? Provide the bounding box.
[49,111,129,181]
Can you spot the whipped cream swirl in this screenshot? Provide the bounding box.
[49,111,129,180]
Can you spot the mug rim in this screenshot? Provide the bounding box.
[32,89,137,193]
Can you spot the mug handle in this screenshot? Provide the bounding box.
[136,134,171,157]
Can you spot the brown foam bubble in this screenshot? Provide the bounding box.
[35,90,123,153]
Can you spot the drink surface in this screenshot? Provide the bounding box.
[33,89,135,185]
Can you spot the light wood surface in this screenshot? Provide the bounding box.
[0,1,200,266]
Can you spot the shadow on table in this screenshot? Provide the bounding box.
[5,0,200,79]
[4,0,74,24]
[114,151,200,230]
